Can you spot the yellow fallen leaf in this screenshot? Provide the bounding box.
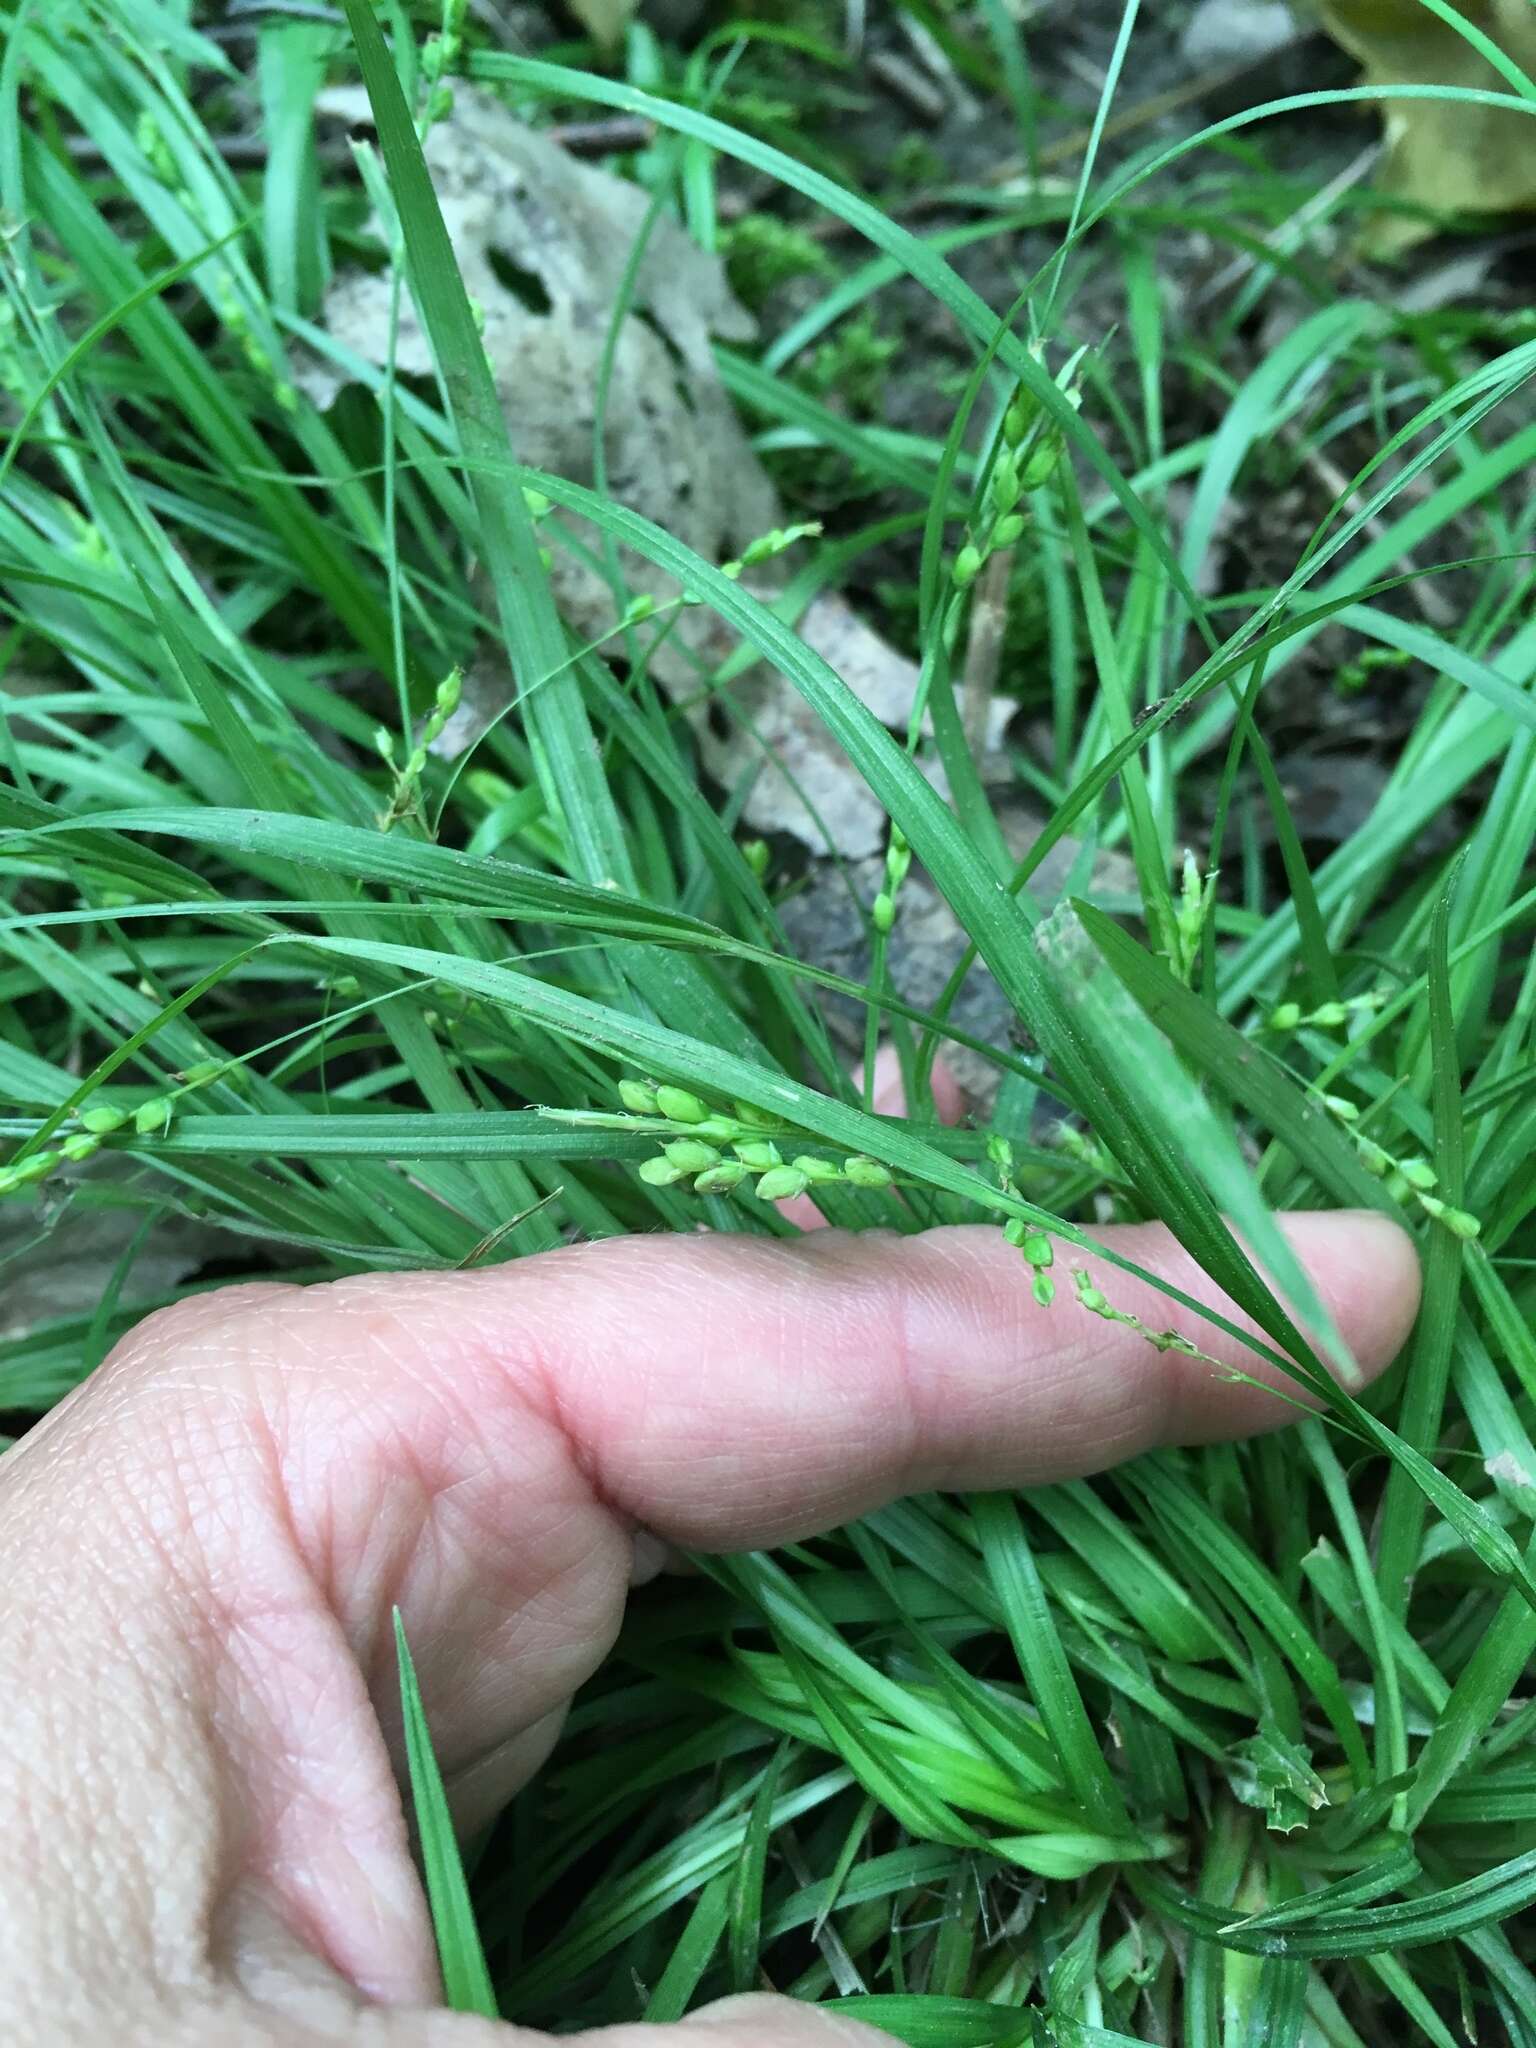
[564,0,637,50]
[1319,0,1536,248]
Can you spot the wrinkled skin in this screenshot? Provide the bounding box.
[0,1213,1418,2046]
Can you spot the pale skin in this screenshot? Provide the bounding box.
[0,1210,1419,2047]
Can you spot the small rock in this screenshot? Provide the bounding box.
[1182,0,1297,70]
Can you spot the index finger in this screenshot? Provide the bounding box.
[458,1211,1419,1549]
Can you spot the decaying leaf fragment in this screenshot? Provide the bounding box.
[1319,0,1536,247]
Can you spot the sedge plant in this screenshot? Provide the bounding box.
[4,0,1536,2041]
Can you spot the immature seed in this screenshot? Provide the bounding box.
[655,1085,709,1124]
[843,1156,893,1189]
[755,1165,811,1202]
[133,1097,174,1135]
[619,1079,660,1115]
[664,1139,721,1174]
[689,1117,741,1142]
[78,1104,129,1135]
[1073,1270,1111,1316]
[694,1163,747,1194]
[638,1156,683,1187]
[733,1101,780,1130]
[791,1155,844,1183]
[0,1150,58,1193]
[734,1140,782,1171]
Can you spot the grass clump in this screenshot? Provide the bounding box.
[5,0,1536,2041]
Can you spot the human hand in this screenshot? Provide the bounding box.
[0,1214,1418,2045]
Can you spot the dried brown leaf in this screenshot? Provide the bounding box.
[307,88,966,855]
[1319,0,1536,249]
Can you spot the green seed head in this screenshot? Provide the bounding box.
[1399,1158,1438,1191]
[1003,384,1040,448]
[638,1156,683,1187]
[690,1117,741,1143]
[1268,1002,1302,1032]
[78,1104,129,1135]
[1321,1094,1359,1122]
[953,543,983,589]
[986,1133,1014,1177]
[755,1165,811,1203]
[1016,429,1065,491]
[872,891,896,936]
[990,511,1026,550]
[180,1060,224,1088]
[1073,1269,1110,1315]
[133,1097,174,1135]
[733,1101,781,1130]
[1022,1233,1054,1270]
[60,1133,99,1164]
[1004,1217,1030,1248]
[990,457,1021,514]
[694,1163,747,1194]
[619,1079,660,1115]
[792,1155,844,1183]
[1032,1272,1056,1308]
[1,1149,59,1191]
[742,838,769,880]
[1356,1138,1392,1177]
[1309,1002,1349,1029]
[842,1156,893,1189]
[734,1139,782,1171]
[664,1139,721,1174]
[655,1085,709,1124]
[1445,1206,1482,1241]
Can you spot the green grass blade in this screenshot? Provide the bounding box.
[393,1610,498,2018]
